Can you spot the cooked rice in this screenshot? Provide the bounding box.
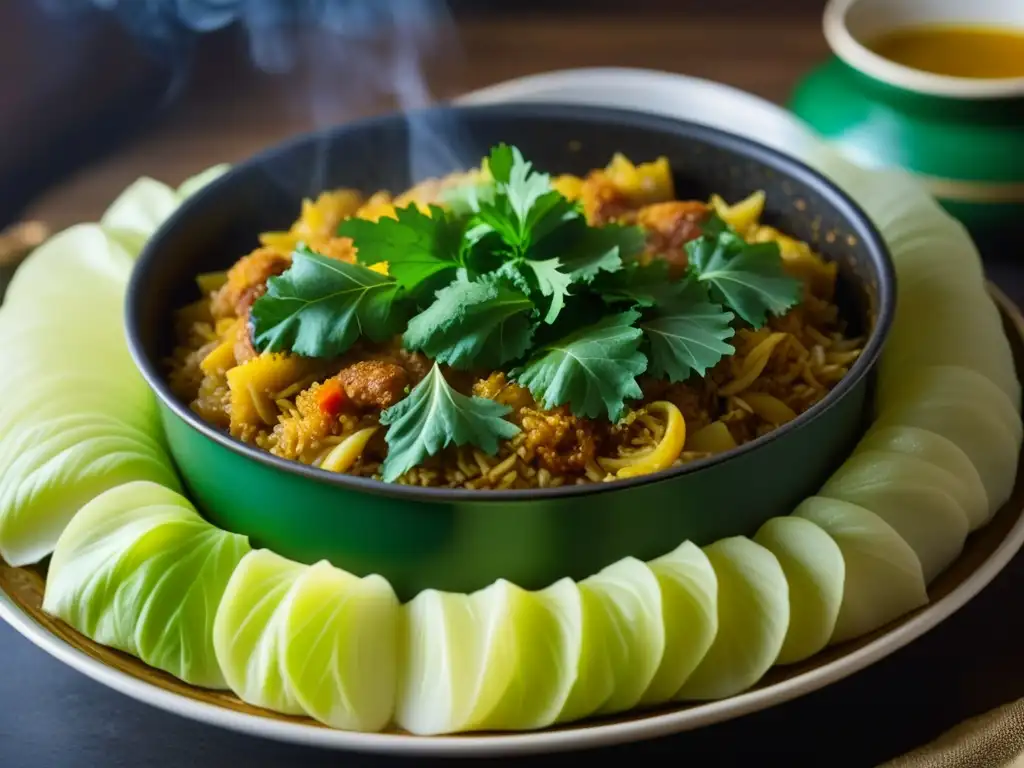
[166,156,863,489]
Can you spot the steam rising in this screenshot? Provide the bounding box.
[37,0,470,189]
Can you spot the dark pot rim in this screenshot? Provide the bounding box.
[125,102,896,503]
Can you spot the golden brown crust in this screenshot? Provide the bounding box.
[580,172,634,225]
[317,236,358,263]
[634,200,709,275]
[233,312,258,365]
[335,360,410,410]
[211,248,291,320]
[520,407,602,476]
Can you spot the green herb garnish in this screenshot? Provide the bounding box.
[686,214,801,327]
[639,280,737,382]
[337,204,464,294]
[403,274,536,369]
[598,260,689,308]
[250,145,804,480]
[251,245,406,357]
[378,363,521,482]
[512,310,647,421]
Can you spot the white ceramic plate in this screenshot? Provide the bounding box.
[2,68,1023,757]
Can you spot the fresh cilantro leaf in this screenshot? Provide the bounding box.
[473,202,523,248]
[599,260,694,308]
[442,178,495,216]
[496,258,573,325]
[524,258,573,324]
[403,277,536,369]
[471,144,580,255]
[493,260,533,295]
[639,282,736,382]
[563,223,644,280]
[486,143,515,183]
[505,148,556,228]
[524,193,580,246]
[686,215,801,327]
[337,204,462,293]
[512,310,647,421]
[251,246,406,357]
[379,363,520,482]
[529,219,641,284]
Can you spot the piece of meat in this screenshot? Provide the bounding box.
[211,247,291,319]
[354,342,432,387]
[635,201,709,276]
[335,360,410,410]
[580,172,634,225]
[520,406,602,475]
[233,311,258,365]
[396,349,432,384]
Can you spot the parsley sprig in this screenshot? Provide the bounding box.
[249,144,803,480]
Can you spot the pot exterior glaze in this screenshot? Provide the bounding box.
[128,104,893,600]
[790,0,1024,249]
[160,385,867,599]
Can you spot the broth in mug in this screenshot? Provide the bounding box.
[868,24,1024,79]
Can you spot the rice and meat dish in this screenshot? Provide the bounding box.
[167,147,862,490]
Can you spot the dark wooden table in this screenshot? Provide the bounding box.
[21,2,830,230]
[3,4,1024,766]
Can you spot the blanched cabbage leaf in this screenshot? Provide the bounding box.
[552,578,614,724]
[879,275,1019,410]
[578,557,665,715]
[43,481,250,688]
[858,425,989,530]
[821,450,970,583]
[0,420,179,566]
[808,144,1021,412]
[212,549,306,715]
[794,496,927,645]
[642,541,718,704]
[2,225,134,306]
[875,365,1022,514]
[217,550,401,731]
[100,166,229,255]
[100,177,184,254]
[0,224,180,566]
[754,517,844,664]
[398,578,579,734]
[676,537,788,700]
[280,562,399,732]
[177,164,230,201]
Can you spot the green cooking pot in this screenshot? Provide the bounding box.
[126,104,894,599]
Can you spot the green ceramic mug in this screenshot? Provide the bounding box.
[789,0,1024,248]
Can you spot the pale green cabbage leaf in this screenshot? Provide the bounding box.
[42,481,250,688]
[641,541,718,704]
[821,450,970,584]
[0,166,229,566]
[676,537,789,700]
[397,578,579,734]
[794,497,927,645]
[216,550,401,732]
[754,517,844,665]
